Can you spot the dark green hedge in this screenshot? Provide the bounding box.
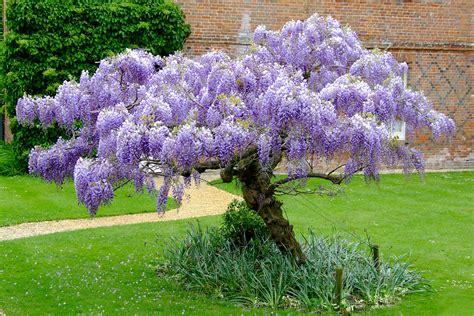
[1,0,190,171]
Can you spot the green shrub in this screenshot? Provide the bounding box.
[160,225,430,313]
[1,0,190,171]
[220,199,269,246]
[0,141,21,175]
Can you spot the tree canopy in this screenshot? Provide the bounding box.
[17,14,454,260]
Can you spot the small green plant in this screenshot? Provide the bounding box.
[0,141,21,176]
[160,223,430,313]
[220,199,269,246]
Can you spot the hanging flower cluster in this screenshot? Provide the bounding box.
[17,15,455,215]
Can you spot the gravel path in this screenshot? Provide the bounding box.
[0,175,240,241]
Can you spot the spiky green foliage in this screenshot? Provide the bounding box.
[0,141,21,175]
[160,224,429,313]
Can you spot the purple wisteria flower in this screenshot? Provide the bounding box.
[16,14,455,215]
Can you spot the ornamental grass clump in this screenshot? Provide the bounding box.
[160,223,430,313]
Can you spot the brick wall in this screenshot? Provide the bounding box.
[175,0,473,169]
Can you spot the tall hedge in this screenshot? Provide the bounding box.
[1,0,190,171]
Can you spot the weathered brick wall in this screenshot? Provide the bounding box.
[175,0,473,169]
[395,49,473,169]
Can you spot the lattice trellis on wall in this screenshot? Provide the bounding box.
[409,52,472,130]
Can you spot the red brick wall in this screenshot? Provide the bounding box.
[175,0,473,169]
[396,49,473,169]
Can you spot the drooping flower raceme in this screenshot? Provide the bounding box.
[17,15,455,216]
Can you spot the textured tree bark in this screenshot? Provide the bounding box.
[229,154,306,263]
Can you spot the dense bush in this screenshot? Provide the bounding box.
[160,224,430,313]
[0,141,21,175]
[220,199,269,246]
[1,0,190,171]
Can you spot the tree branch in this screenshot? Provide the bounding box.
[327,164,345,176]
[113,179,132,191]
[268,163,367,194]
[140,158,222,178]
[126,87,140,111]
[181,86,206,110]
[269,172,344,194]
[194,160,221,173]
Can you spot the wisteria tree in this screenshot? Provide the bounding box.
[17,14,454,262]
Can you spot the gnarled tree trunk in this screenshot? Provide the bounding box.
[227,154,306,263]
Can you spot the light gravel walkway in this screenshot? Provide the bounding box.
[4,168,464,242]
[0,174,240,242]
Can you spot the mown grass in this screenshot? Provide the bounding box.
[0,176,176,227]
[213,171,474,315]
[0,217,249,315]
[0,171,472,315]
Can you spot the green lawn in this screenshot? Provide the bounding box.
[0,176,176,227]
[0,172,473,315]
